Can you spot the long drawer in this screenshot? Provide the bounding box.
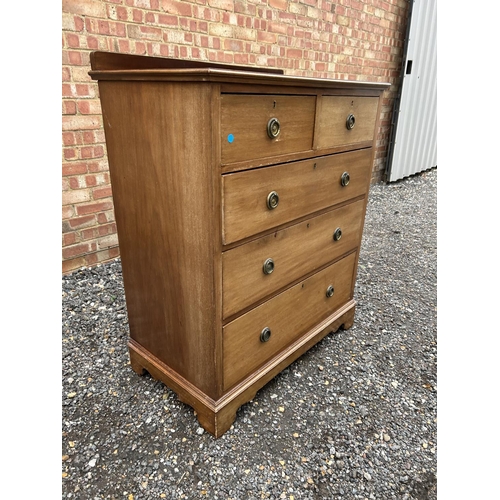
[222,252,357,390]
[222,148,372,244]
[222,198,365,319]
[220,94,316,165]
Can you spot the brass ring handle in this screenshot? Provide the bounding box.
[267,191,279,210]
[263,258,275,275]
[340,172,350,187]
[346,114,356,130]
[260,327,272,343]
[333,227,342,241]
[267,117,281,139]
[326,285,335,298]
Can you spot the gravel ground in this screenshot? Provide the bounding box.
[62,167,437,499]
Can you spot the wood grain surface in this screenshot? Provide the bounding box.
[223,252,357,390]
[314,96,379,149]
[220,94,316,164]
[222,199,365,319]
[98,80,221,398]
[222,149,372,244]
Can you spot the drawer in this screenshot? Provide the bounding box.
[222,198,365,319]
[220,94,316,164]
[222,148,372,244]
[223,252,357,390]
[315,96,379,150]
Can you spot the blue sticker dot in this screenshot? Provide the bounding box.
[227,134,234,143]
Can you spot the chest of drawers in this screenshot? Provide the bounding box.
[89,51,389,437]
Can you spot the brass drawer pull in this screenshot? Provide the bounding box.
[263,258,275,275]
[326,285,335,298]
[266,191,279,210]
[346,113,356,130]
[333,227,342,241]
[260,327,272,343]
[340,172,350,187]
[267,117,281,139]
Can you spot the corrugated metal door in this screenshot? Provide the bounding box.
[386,0,437,182]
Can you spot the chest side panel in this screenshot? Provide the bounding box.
[98,80,220,398]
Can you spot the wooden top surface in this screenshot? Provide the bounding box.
[89,51,390,91]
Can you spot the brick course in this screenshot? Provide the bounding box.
[62,0,409,273]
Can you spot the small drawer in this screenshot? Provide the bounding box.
[222,148,372,244]
[223,252,356,390]
[315,96,379,150]
[221,94,316,165]
[222,199,365,319]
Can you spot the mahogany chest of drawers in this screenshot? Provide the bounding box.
[89,51,389,437]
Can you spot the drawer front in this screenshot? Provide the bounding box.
[223,252,357,390]
[222,198,365,319]
[222,148,372,244]
[220,94,316,164]
[315,96,379,150]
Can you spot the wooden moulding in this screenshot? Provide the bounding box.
[89,50,284,74]
[129,300,356,438]
[88,52,389,93]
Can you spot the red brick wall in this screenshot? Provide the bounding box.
[62,0,410,274]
